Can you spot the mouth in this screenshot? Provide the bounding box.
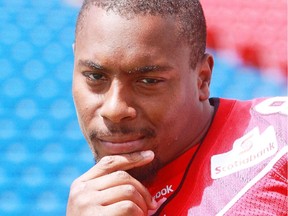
[98,136,147,154]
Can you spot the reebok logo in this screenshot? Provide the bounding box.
[153,185,174,200]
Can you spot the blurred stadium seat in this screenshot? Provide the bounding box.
[201,0,287,78]
[0,0,287,215]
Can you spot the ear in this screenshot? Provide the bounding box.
[197,54,214,101]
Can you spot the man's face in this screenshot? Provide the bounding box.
[73,7,209,180]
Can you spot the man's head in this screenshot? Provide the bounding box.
[72,0,214,182]
[75,0,207,69]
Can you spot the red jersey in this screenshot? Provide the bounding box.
[147,97,288,216]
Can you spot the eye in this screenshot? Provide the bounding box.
[83,72,106,81]
[139,78,163,85]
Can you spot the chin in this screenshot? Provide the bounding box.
[127,158,161,185]
[92,150,161,184]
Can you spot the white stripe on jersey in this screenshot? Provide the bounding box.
[216,146,288,216]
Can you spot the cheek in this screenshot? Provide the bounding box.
[73,84,85,117]
[73,80,96,129]
[143,92,184,131]
[152,83,198,133]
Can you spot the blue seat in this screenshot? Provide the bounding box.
[0,0,286,215]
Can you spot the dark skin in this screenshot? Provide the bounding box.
[68,6,214,216]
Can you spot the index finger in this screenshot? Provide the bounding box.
[79,150,154,182]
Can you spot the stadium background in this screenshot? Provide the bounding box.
[0,0,286,215]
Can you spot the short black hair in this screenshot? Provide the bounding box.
[75,0,207,68]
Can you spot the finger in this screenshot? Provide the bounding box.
[102,200,145,216]
[79,150,154,181]
[99,184,148,213]
[85,170,157,209]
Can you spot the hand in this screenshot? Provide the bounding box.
[66,150,157,216]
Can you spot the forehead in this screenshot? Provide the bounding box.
[74,6,191,69]
[76,6,181,47]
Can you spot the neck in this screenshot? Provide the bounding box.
[176,101,215,159]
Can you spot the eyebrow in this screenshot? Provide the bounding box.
[129,65,172,74]
[78,59,172,74]
[78,60,105,70]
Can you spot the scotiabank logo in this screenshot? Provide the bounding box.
[211,126,278,179]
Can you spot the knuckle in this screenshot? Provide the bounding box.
[68,184,89,209]
[114,170,130,179]
[98,155,115,168]
[119,201,142,215]
[124,184,137,195]
[70,179,86,195]
[70,178,81,188]
[122,201,135,210]
[68,181,101,212]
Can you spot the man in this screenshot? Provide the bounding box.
[67,0,287,215]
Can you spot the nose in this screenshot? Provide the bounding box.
[99,81,136,123]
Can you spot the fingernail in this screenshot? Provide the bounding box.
[140,150,154,158]
[151,197,158,209]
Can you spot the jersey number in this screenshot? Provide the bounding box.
[254,97,288,116]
